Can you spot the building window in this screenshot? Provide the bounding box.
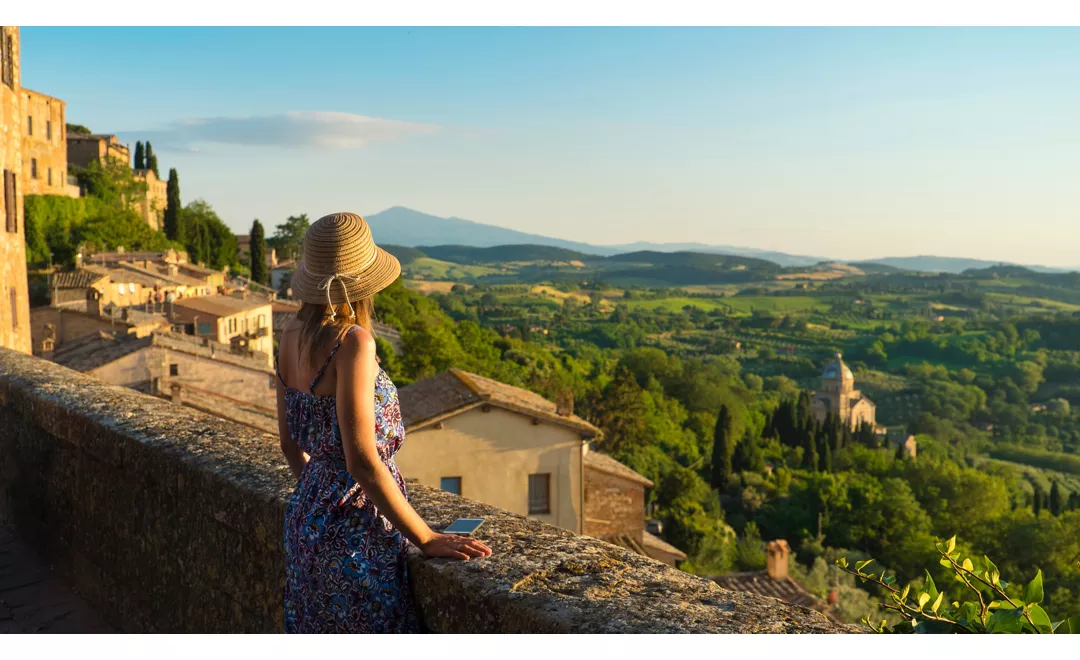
[440,477,462,496]
[1,34,12,88]
[46,120,52,141]
[48,168,52,186]
[27,115,32,137]
[30,159,38,180]
[9,288,17,331]
[3,170,16,233]
[198,322,212,335]
[169,364,179,377]
[528,473,551,514]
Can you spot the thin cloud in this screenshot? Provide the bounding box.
[120,111,438,151]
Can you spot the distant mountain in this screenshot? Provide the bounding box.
[364,207,823,266]
[863,255,1070,275]
[365,207,1075,275]
[366,207,606,256]
[420,244,595,265]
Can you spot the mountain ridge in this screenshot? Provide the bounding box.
[364,206,1075,274]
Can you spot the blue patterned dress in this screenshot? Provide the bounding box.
[278,326,419,633]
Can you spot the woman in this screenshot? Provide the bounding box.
[275,212,491,634]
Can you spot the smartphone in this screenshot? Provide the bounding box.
[443,518,485,536]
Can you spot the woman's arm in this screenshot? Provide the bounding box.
[336,327,491,561]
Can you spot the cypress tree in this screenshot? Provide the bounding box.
[710,405,734,491]
[146,142,159,177]
[1033,488,1043,515]
[164,168,182,241]
[806,427,820,472]
[1049,481,1063,516]
[250,219,268,285]
[134,141,145,169]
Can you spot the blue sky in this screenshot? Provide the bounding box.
[19,27,1080,266]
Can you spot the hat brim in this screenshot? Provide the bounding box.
[289,246,401,305]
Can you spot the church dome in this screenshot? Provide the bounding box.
[823,353,854,382]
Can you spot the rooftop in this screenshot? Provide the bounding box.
[584,449,654,487]
[711,571,840,623]
[398,368,599,437]
[50,328,272,374]
[170,294,272,318]
[51,267,109,289]
[111,262,207,288]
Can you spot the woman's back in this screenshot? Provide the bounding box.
[277,321,416,633]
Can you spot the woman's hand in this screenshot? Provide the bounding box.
[419,533,492,560]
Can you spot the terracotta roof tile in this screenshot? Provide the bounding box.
[170,294,271,318]
[584,451,653,487]
[711,571,840,623]
[397,369,599,437]
[641,531,688,560]
[51,268,109,289]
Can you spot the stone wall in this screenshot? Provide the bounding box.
[0,348,847,633]
[20,88,69,197]
[0,26,31,354]
[583,466,646,543]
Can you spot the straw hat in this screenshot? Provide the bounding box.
[289,212,400,320]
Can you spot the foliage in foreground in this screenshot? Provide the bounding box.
[839,536,1080,633]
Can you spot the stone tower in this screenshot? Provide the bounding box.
[812,353,876,430]
[1,26,31,353]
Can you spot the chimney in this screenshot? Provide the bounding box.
[167,263,179,277]
[766,539,791,580]
[556,391,574,417]
[86,287,102,317]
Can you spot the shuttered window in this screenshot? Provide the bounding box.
[3,170,16,233]
[528,473,551,514]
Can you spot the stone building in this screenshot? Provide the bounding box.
[20,88,77,197]
[50,263,212,309]
[132,168,167,231]
[396,368,595,533]
[49,328,277,432]
[395,368,685,565]
[66,132,130,169]
[29,298,166,357]
[583,450,687,566]
[811,353,876,430]
[0,26,30,354]
[167,294,274,366]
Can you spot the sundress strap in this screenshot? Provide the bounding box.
[310,326,360,394]
[274,346,286,387]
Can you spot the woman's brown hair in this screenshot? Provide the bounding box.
[295,296,376,368]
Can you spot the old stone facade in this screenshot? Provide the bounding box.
[167,294,274,366]
[20,88,75,197]
[0,26,31,354]
[66,132,130,169]
[583,449,650,543]
[812,353,876,430]
[132,168,166,231]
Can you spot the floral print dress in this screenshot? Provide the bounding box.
[278,326,419,633]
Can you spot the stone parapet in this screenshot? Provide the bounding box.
[0,348,847,633]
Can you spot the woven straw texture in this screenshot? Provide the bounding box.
[289,212,401,305]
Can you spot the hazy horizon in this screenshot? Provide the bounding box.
[19,27,1080,268]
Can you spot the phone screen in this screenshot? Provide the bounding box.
[443,518,484,535]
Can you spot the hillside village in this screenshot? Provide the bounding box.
[5,24,1080,632]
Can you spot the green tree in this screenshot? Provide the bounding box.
[164,168,182,241]
[711,405,735,490]
[592,366,649,454]
[181,200,237,270]
[145,141,159,177]
[271,214,311,260]
[1049,482,1064,517]
[249,219,268,285]
[134,141,145,170]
